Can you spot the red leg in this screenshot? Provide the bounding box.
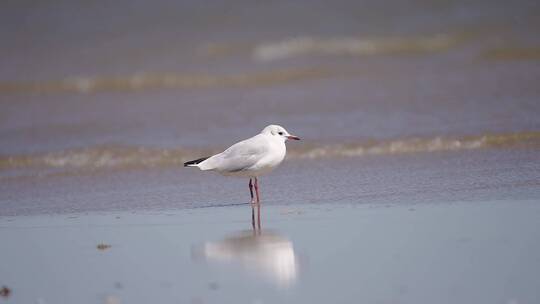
[254,177,261,205]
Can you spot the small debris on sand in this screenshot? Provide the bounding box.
[0,286,11,298]
[97,243,112,250]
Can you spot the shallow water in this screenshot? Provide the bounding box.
[1,200,539,304]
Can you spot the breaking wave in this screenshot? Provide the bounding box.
[198,33,469,62]
[0,33,490,95]
[252,34,466,61]
[1,131,539,174]
[290,131,540,159]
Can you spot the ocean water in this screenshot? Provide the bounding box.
[1,0,540,214]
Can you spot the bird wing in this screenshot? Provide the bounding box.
[201,134,269,172]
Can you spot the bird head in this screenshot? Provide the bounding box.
[261,125,300,141]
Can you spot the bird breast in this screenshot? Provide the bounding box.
[252,139,286,173]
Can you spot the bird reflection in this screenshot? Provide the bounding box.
[252,203,261,231]
[195,205,298,286]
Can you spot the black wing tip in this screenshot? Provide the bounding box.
[183,157,209,167]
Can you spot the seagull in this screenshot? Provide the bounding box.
[184,125,300,205]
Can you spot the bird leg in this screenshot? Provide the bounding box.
[249,177,262,231]
[249,178,256,206]
[254,177,261,205]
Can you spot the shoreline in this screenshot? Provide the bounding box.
[2,148,540,217]
[0,196,537,220]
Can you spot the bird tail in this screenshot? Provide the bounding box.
[184,157,209,167]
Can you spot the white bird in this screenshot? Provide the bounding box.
[184,125,300,205]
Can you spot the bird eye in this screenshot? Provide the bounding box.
[278,132,283,135]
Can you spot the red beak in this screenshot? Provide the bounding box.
[287,135,301,140]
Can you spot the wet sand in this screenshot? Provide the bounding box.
[1,199,539,304]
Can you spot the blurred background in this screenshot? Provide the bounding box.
[2,0,540,152]
[1,0,540,211]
